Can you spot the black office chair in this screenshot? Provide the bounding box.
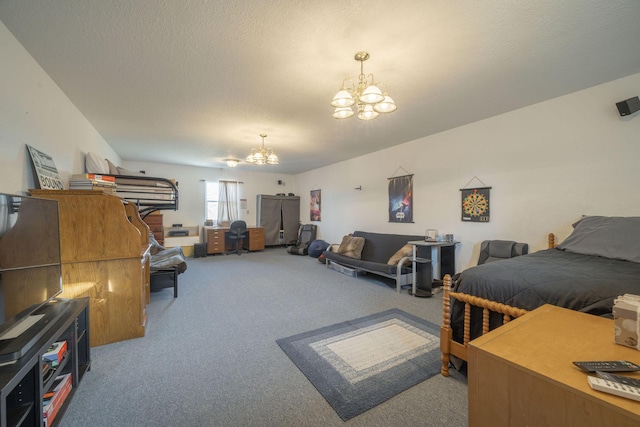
[227,220,248,255]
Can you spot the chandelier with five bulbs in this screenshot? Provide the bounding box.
[331,51,397,120]
[245,133,279,165]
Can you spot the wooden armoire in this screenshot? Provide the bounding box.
[256,194,300,246]
[30,190,150,347]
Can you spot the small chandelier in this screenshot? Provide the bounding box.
[245,134,279,165]
[331,51,397,120]
[224,158,239,168]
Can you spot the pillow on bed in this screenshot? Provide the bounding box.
[85,152,109,174]
[117,167,145,176]
[106,159,119,175]
[336,235,365,259]
[557,216,640,263]
[387,244,413,265]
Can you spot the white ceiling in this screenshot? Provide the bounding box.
[1,1,640,175]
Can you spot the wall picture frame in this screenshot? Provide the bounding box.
[26,145,65,190]
[310,189,321,221]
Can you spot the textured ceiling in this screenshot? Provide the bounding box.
[1,1,640,174]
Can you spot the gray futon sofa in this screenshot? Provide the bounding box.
[322,231,431,292]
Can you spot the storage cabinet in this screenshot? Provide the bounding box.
[29,190,150,347]
[0,297,90,427]
[143,213,164,246]
[206,228,227,255]
[247,228,265,251]
[256,195,300,246]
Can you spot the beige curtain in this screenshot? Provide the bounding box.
[217,180,238,225]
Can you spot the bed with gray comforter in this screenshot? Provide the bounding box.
[450,215,640,344]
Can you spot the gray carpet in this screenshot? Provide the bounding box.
[59,248,468,426]
[277,309,443,420]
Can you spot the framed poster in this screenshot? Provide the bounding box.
[310,189,321,221]
[388,174,413,223]
[461,187,490,222]
[27,145,65,190]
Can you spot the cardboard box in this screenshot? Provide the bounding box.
[43,340,67,366]
[43,373,72,426]
[613,294,640,350]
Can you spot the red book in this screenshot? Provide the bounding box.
[43,373,72,426]
[71,173,116,182]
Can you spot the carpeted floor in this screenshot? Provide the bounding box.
[59,247,468,427]
[277,309,443,420]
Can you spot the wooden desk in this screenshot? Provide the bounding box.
[205,227,264,254]
[468,304,640,426]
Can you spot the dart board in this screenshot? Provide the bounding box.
[461,187,490,222]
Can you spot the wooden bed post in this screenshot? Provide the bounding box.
[440,274,453,377]
[548,233,555,249]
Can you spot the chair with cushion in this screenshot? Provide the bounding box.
[227,220,248,255]
[287,224,317,255]
[451,239,528,285]
[149,232,187,298]
[477,240,529,265]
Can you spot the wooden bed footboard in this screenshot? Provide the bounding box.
[440,274,528,376]
[439,234,556,376]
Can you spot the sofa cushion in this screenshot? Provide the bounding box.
[323,251,413,276]
[353,231,424,263]
[387,244,413,265]
[336,235,365,259]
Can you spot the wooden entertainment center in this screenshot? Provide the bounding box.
[0,298,90,427]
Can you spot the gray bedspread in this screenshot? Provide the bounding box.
[451,248,640,343]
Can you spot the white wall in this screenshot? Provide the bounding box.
[0,22,119,195]
[296,73,640,271]
[3,17,639,272]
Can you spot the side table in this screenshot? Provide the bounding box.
[407,240,458,297]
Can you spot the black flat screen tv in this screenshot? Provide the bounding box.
[0,193,65,362]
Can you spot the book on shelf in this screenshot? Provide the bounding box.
[69,175,117,194]
[43,340,67,367]
[71,173,116,182]
[43,373,72,427]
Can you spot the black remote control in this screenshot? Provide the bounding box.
[596,371,640,387]
[573,360,640,372]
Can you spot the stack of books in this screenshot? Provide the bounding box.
[43,373,72,426]
[69,173,116,194]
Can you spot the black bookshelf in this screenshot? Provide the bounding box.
[0,298,90,427]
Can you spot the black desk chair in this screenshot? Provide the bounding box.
[227,220,248,255]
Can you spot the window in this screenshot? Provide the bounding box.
[205,180,238,225]
[205,181,219,222]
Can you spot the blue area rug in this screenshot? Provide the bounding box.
[276,309,441,421]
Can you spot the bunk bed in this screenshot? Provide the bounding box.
[83,153,178,218]
[110,174,178,218]
[440,216,640,376]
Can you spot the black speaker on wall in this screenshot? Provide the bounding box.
[616,96,640,116]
